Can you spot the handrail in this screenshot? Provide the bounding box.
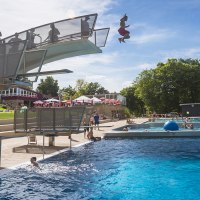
[0,13,98,47]
[91,28,110,47]
[0,13,109,49]
[0,14,110,89]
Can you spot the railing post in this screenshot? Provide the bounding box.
[24,109,28,132]
[69,131,72,150]
[94,31,97,45]
[0,136,2,167]
[51,23,54,43]
[14,109,16,132]
[42,130,45,159]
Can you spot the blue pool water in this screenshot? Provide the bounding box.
[1,139,200,200]
[128,126,198,132]
[153,117,200,123]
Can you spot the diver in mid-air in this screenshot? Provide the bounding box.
[118,14,130,43]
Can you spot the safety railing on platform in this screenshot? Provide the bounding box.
[90,28,110,47]
[0,13,110,50]
[0,41,27,79]
[14,106,86,134]
[0,13,110,88]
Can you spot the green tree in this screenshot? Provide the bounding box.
[36,76,59,97]
[59,85,76,100]
[134,58,200,113]
[75,79,87,96]
[120,85,145,116]
[96,86,109,94]
[85,82,109,95]
[74,79,109,95]
[134,69,159,112]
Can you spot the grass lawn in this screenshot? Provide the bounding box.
[0,111,14,119]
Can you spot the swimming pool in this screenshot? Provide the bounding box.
[1,139,200,200]
[104,122,200,138]
[128,126,198,132]
[150,117,200,123]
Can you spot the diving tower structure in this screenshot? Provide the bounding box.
[0,13,109,89]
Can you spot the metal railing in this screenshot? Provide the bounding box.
[0,13,110,88]
[14,106,87,133]
[0,13,109,50]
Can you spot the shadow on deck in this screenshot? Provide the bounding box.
[13,145,68,154]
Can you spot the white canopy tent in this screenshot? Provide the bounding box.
[73,95,91,103]
[91,97,102,104]
[44,98,60,102]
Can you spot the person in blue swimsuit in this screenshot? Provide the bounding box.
[93,112,100,130]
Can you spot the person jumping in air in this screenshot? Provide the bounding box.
[118,14,130,43]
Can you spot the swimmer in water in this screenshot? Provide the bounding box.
[30,157,41,169]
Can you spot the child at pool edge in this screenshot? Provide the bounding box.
[123,126,128,131]
[30,157,41,169]
[87,126,94,140]
[87,127,101,142]
[83,117,89,139]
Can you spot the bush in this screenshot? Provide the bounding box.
[124,107,131,118]
[0,104,7,109]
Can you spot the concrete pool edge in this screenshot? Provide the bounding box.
[103,130,200,138]
[0,140,92,176]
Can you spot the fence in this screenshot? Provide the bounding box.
[14,106,93,134]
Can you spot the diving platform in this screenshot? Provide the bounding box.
[0,13,109,89]
[17,69,73,78]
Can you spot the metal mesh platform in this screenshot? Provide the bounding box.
[0,13,110,89]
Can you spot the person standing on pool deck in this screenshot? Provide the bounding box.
[83,117,89,139]
[94,112,100,130]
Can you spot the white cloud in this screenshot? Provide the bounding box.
[122,80,133,88]
[160,47,200,61]
[37,50,156,92]
[136,63,153,70]
[42,52,120,72]
[0,0,117,37]
[0,0,124,92]
[3,0,195,93]
[83,74,106,82]
[132,29,174,44]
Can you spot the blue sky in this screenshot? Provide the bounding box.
[1,0,200,92]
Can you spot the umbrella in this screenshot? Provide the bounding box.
[109,99,116,104]
[62,100,72,105]
[33,100,44,104]
[73,95,91,103]
[103,98,111,104]
[115,100,122,105]
[91,97,102,104]
[44,98,60,102]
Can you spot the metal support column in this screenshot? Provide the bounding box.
[49,136,55,146]
[0,137,1,167]
[69,130,72,150]
[42,131,45,159]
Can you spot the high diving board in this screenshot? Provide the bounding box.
[0,13,110,89]
[23,39,102,72]
[43,39,102,65]
[17,69,73,78]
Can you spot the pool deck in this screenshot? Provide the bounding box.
[0,118,148,169]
